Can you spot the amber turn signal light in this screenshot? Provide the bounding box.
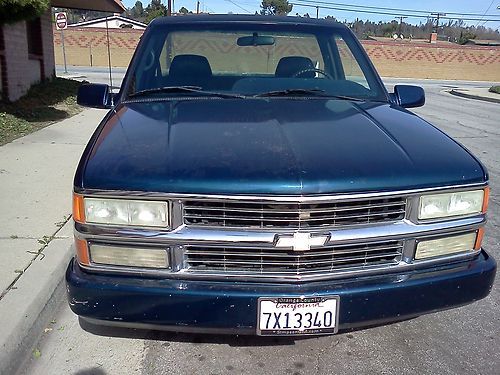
[474,228,485,251]
[73,193,85,223]
[482,187,490,214]
[75,238,90,265]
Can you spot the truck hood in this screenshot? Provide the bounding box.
[77,98,485,195]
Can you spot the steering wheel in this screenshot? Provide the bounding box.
[292,68,332,79]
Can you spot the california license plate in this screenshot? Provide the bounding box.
[257,296,339,336]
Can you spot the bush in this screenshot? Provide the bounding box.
[489,86,500,94]
[0,0,50,25]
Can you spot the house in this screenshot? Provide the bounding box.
[0,0,125,102]
[69,14,147,30]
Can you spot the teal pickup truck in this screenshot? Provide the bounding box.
[67,15,495,336]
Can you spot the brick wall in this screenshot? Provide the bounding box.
[41,10,55,80]
[53,27,500,81]
[1,10,54,101]
[2,20,33,101]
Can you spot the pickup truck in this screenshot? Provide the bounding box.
[67,15,496,336]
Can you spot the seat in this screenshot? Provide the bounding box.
[168,54,213,86]
[275,56,315,78]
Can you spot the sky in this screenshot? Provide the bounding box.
[121,0,500,29]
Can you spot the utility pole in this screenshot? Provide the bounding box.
[431,12,446,34]
[394,16,407,35]
[167,0,172,16]
[316,6,319,19]
[196,1,200,14]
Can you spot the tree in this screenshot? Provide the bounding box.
[144,0,168,23]
[260,0,292,16]
[458,30,476,45]
[130,1,145,18]
[0,0,50,24]
[178,6,191,15]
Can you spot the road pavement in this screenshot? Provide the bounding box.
[19,77,500,375]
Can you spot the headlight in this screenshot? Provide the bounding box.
[73,195,169,227]
[415,232,477,260]
[418,189,487,220]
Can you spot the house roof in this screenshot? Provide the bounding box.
[51,0,125,13]
[69,15,147,28]
[466,39,500,46]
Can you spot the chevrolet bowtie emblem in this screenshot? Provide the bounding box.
[275,232,329,251]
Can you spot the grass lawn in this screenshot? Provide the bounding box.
[0,78,83,146]
[489,86,500,94]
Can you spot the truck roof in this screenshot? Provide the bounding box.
[149,14,345,28]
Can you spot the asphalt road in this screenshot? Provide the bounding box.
[21,74,500,375]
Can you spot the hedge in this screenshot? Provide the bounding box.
[0,0,50,24]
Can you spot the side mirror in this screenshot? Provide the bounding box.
[393,85,425,108]
[77,84,113,109]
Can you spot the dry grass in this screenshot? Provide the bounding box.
[0,78,83,146]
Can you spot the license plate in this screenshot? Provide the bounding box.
[257,296,339,336]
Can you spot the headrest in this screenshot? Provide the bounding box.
[275,56,315,78]
[169,54,213,79]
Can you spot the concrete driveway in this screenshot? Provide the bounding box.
[19,79,500,375]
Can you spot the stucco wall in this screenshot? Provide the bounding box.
[362,40,500,81]
[53,27,500,82]
[53,27,142,68]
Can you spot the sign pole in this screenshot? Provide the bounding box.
[55,12,68,73]
[61,29,67,73]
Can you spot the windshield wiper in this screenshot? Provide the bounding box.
[128,86,244,99]
[253,88,329,97]
[253,89,377,102]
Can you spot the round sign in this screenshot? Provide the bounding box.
[56,12,67,30]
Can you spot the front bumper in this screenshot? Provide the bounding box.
[66,250,496,335]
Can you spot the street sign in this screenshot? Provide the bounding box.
[55,12,68,30]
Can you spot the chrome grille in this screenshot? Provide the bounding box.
[184,241,404,276]
[183,197,406,228]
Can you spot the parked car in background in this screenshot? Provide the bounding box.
[68,15,495,336]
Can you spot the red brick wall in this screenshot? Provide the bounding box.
[53,28,500,81]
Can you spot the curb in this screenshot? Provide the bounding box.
[0,222,73,375]
[449,89,500,104]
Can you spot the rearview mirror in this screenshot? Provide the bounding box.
[393,85,425,108]
[237,33,275,46]
[77,84,113,109]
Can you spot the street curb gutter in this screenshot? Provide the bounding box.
[449,89,500,104]
[0,222,73,375]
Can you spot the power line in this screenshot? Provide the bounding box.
[475,0,495,27]
[225,0,252,14]
[292,0,500,18]
[290,1,500,22]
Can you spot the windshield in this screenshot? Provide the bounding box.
[126,23,387,101]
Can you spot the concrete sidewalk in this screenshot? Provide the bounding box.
[0,108,106,374]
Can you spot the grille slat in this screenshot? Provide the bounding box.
[184,202,403,214]
[185,244,402,258]
[186,253,402,266]
[183,198,406,228]
[185,241,404,277]
[184,210,406,222]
